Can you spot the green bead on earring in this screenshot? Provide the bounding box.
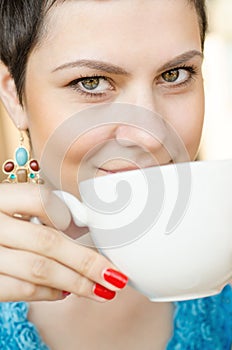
[1,129,44,184]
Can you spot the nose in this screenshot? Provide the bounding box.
[114,87,168,154]
[115,124,166,155]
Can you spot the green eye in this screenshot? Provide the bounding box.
[81,78,99,90]
[68,75,114,98]
[162,70,179,83]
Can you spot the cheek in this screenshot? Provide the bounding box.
[25,96,65,160]
[180,105,204,159]
[24,72,80,159]
[59,128,115,195]
[165,88,204,160]
[30,119,114,193]
[26,104,91,162]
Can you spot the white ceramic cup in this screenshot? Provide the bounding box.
[55,159,232,301]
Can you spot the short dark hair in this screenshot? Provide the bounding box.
[0,0,208,104]
[189,0,208,47]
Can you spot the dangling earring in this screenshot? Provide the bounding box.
[2,129,44,184]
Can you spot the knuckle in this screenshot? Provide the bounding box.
[35,226,59,253]
[21,282,37,299]
[79,250,99,276]
[39,187,53,215]
[30,185,44,205]
[49,289,61,301]
[31,185,50,214]
[74,276,90,296]
[31,256,50,281]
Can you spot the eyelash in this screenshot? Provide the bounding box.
[67,65,198,98]
[159,65,198,88]
[67,74,113,99]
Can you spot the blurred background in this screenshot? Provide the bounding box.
[0,0,232,181]
[201,0,232,160]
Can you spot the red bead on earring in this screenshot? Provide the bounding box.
[1,129,44,184]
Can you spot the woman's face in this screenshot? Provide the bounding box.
[23,0,204,196]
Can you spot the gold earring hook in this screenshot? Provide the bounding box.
[19,130,24,146]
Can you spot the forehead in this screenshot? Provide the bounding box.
[31,0,201,70]
[41,0,200,42]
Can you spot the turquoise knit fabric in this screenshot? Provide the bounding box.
[0,285,232,349]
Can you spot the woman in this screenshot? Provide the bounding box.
[0,0,231,349]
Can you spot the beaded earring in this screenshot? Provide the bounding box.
[2,130,44,184]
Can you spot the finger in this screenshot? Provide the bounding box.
[0,213,128,293]
[0,247,117,302]
[0,274,62,302]
[0,183,71,230]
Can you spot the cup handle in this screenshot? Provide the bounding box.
[53,190,88,227]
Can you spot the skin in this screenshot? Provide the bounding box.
[25,0,204,195]
[0,0,204,348]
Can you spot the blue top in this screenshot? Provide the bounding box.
[0,285,232,349]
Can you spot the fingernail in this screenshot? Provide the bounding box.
[93,283,116,300]
[103,269,128,289]
[62,290,71,298]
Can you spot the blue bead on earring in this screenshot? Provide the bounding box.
[2,129,44,184]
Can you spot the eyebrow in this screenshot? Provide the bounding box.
[52,50,203,75]
[158,50,203,72]
[52,59,130,75]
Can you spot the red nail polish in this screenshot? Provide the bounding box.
[103,269,128,289]
[93,283,116,300]
[62,290,71,298]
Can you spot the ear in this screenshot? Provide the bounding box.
[0,61,29,130]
